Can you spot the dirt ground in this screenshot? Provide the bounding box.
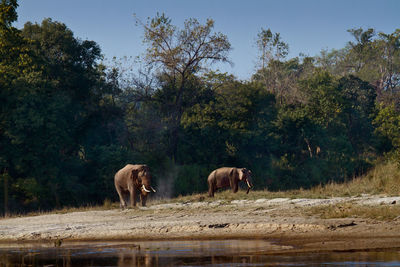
[1,195,400,254]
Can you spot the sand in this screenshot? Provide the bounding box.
[1,195,400,253]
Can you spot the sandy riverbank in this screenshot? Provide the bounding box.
[1,195,400,253]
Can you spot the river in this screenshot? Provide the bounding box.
[1,239,400,266]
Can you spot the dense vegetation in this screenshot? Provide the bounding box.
[1,1,400,214]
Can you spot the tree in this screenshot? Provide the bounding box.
[182,76,277,188]
[253,28,315,105]
[15,19,107,207]
[375,30,400,98]
[0,13,129,212]
[252,57,315,105]
[347,28,375,73]
[337,28,400,103]
[0,0,17,215]
[316,48,349,76]
[337,75,376,154]
[374,104,400,156]
[256,27,289,70]
[270,71,376,190]
[254,28,289,98]
[0,0,45,213]
[136,13,231,160]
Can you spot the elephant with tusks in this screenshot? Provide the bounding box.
[114,164,156,208]
[207,167,253,197]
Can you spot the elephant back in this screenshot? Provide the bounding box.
[214,167,237,187]
[115,164,147,181]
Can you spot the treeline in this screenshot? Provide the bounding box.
[1,1,400,213]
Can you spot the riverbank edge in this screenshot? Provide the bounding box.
[2,231,400,255]
[2,195,400,254]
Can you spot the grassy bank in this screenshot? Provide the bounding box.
[154,159,400,221]
[308,203,400,221]
[164,159,400,203]
[8,159,400,220]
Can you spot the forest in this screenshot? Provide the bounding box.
[1,1,400,214]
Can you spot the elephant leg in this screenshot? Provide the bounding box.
[231,182,238,193]
[116,187,127,209]
[208,182,215,197]
[140,194,147,206]
[123,192,130,207]
[208,188,214,197]
[130,189,137,207]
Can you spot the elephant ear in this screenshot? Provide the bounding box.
[131,168,140,183]
[141,165,149,174]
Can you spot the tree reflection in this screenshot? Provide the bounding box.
[117,251,153,267]
[1,241,400,266]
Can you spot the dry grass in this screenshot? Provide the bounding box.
[148,160,400,221]
[307,203,400,221]
[148,160,400,205]
[308,160,400,197]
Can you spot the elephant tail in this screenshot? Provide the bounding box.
[212,170,218,186]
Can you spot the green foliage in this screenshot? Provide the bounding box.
[320,27,400,104]
[252,57,315,105]
[268,71,376,190]
[173,164,209,197]
[337,75,377,153]
[181,79,277,188]
[374,104,400,157]
[0,13,128,213]
[83,145,138,204]
[137,13,231,160]
[256,27,289,69]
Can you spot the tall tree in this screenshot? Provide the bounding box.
[341,28,400,102]
[256,27,289,70]
[252,57,315,105]
[375,30,400,98]
[136,13,231,160]
[253,28,297,104]
[0,13,128,212]
[0,0,49,213]
[347,28,375,73]
[0,0,21,215]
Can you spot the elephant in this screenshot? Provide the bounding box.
[207,167,253,197]
[114,164,156,208]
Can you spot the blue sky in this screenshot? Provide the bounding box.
[14,0,400,80]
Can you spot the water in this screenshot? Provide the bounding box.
[1,239,400,266]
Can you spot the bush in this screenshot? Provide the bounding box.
[173,164,210,197]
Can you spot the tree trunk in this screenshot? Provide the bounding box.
[169,75,186,162]
[2,168,8,217]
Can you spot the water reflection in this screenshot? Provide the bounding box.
[1,240,400,266]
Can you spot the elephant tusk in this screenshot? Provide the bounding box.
[142,185,151,193]
[246,180,252,188]
[150,186,156,193]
